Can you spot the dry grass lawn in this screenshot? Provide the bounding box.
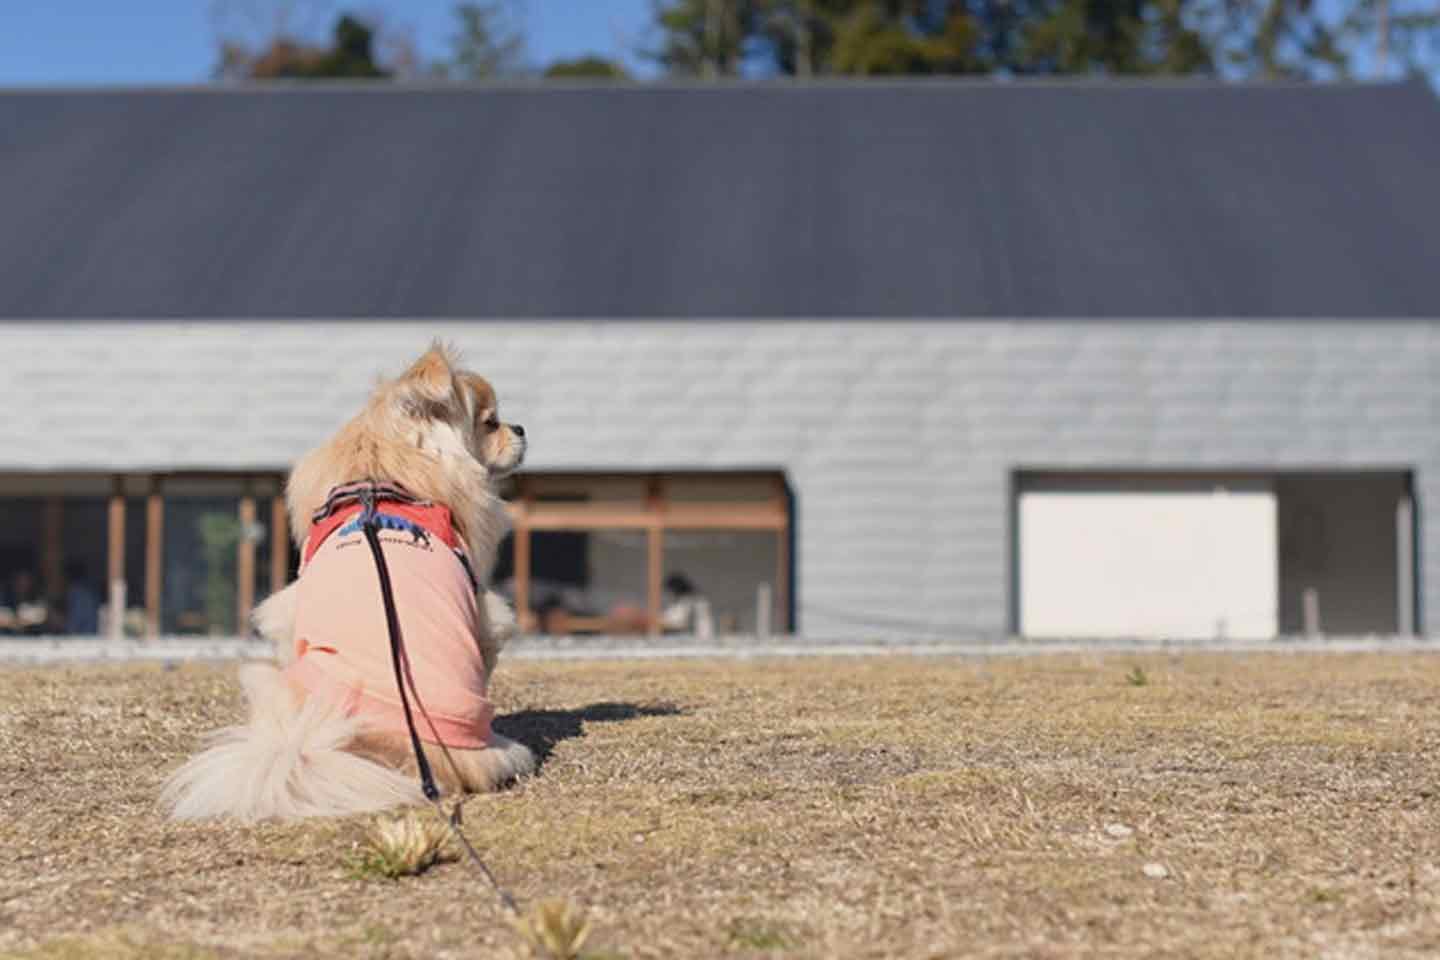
[2,652,1439,959]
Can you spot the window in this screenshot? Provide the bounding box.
[495,472,792,635]
[0,469,796,639]
[159,477,286,636]
[0,475,114,635]
[0,473,291,638]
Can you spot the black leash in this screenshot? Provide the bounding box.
[357,484,519,914]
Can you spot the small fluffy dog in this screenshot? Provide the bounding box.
[162,344,536,821]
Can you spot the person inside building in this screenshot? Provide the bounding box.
[497,571,712,636]
[659,573,709,634]
[64,561,101,635]
[10,570,50,635]
[0,574,13,634]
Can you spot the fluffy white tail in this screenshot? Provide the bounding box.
[161,663,423,822]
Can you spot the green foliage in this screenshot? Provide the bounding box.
[1020,0,1214,74]
[346,814,455,880]
[652,0,1218,76]
[218,13,390,81]
[544,56,631,79]
[211,0,1440,88]
[650,0,765,76]
[1125,665,1149,687]
[647,0,1433,80]
[196,513,239,636]
[437,1,527,79]
[510,900,594,960]
[828,2,985,75]
[726,918,792,950]
[316,16,390,78]
[1213,0,1349,79]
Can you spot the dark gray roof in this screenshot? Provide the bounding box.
[3,80,1440,318]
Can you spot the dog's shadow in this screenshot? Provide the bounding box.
[494,701,685,768]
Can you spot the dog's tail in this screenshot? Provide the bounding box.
[161,663,423,822]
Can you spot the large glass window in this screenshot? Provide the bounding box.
[160,477,285,636]
[0,476,116,635]
[0,495,45,634]
[163,490,242,635]
[0,473,289,638]
[493,472,792,636]
[0,470,795,639]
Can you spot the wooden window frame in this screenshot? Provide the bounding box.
[509,473,791,636]
[7,469,795,638]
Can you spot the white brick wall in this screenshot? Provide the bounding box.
[3,320,1438,635]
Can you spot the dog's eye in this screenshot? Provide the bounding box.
[483,416,500,430]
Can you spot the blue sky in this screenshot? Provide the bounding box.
[0,1,657,86]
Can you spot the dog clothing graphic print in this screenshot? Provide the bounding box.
[287,504,494,749]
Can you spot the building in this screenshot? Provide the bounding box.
[1,80,1438,638]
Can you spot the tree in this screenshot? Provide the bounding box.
[544,56,631,79]
[815,0,1220,76]
[1207,0,1349,79]
[434,1,527,80]
[1017,0,1215,74]
[649,0,764,77]
[648,0,1223,77]
[197,512,240,635]
[1364,0,1440,79]
[1210,0,1440,81]
[759,0,832,75]
[211,0,329,80]
[825,1,988,75]
[648,0,1440,79]
[214,8,391,80]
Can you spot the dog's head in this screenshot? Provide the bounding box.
[287,343,525,568]
[384,345,527,479]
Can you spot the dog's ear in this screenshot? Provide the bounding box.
[459,372,498,426]
[395,343,461,419]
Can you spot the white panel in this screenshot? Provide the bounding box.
[1020,488,1277,638]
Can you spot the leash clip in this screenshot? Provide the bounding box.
[358,483,378,527]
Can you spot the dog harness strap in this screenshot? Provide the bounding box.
[305,482,476,590]
[357,484,442,803]
[311,480,424,523]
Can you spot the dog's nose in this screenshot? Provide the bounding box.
[511,424,526,438]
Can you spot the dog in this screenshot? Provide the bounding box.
[161,343,536,821]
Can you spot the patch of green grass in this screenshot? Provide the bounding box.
[727,919,791,951]
[1125,665,1150,687]
[13,932,221,960]
[345,812,455,881]
[511,899,593,959]
[357,923,397,947]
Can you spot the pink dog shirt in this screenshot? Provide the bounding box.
[285,499,494,749]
